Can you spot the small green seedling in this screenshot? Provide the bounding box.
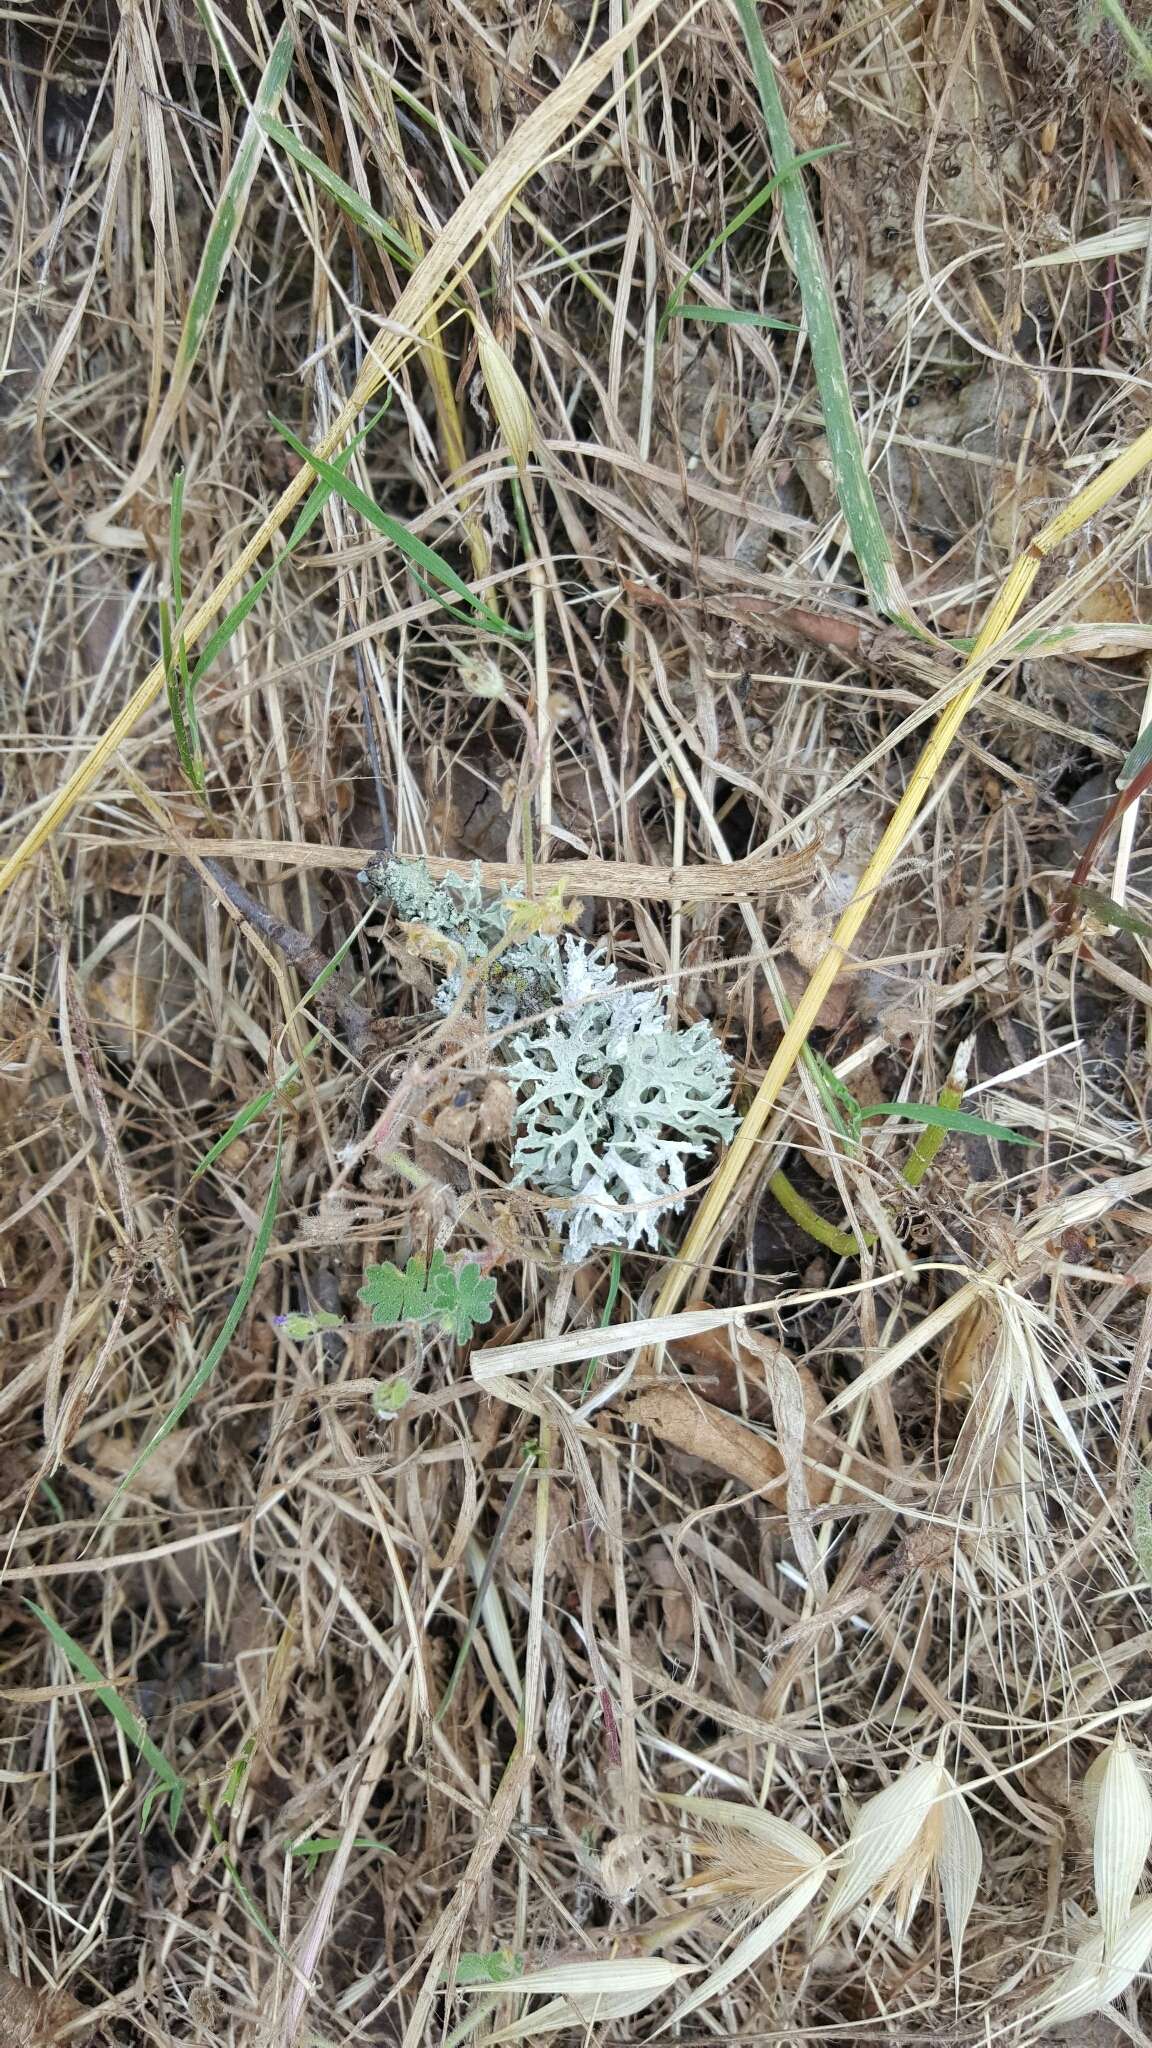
[289,1834,394,1875]
[452,1950,525,1985]
[276,1309,344,1340]
[372,1375,412,1415]
[359,1251,497,1345]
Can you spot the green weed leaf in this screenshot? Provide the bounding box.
[259,115,416,269]
[731,0,910,623]
[289,1834,394,1875]
[358,1251,496,1345]
[276,1309,344,1340]
[440,1261,498,1343]
[1069,885,1152,940]
[673,304,797,330]
[452,1950,524,1985]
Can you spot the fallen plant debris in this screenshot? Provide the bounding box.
[5,0,1152,2042]
[0,1970,91,2048]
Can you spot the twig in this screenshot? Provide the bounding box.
[199,858,375,1054]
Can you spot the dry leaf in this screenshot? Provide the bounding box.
[623,1381,794,1498]
[665,1318,835,1515]
[668,1308,774,1418]
[941,1298,995,1401]
[90,1427,193,1502]
[0,1969,90,2047]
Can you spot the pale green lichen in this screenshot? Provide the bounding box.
[360,854,557,1026]
[362,858,736,1261]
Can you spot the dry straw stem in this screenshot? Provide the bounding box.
[655,420,1152,1319]
[78,832,813,901]
[0,0,671,902]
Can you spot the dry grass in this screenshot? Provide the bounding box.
[4,0,1152,2044]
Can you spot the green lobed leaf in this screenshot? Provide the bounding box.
[441,1261,498,1343]
[359,1252,497,1345]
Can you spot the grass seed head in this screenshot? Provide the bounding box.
[1084,1735,1152,1958]
[816,1756,981,1967]
[475,318,534,476]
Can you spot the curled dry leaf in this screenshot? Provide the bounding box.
[660,1314,835,1509]
[622,1377,825,1503]
[474,318,534,474]
[668,1307,774,1418]
[0,1969,90,2047]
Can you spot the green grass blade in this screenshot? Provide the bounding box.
[176,24,295,377]
[732,0,909,623]
[659,144,840,341]
[105,1124,283,1515]
[1121,721,1152,786]
[159,595,201,792]
[1092,0,1152,84]
[189,1034,319,1185]
[191,0,243,93]
[857,1102,1034,1146]
[674,305,797,329]
[259,115,417,269]
[289,1835,394,1874]
[580,1248,623,1397]
[189,893,375,1187]
[270,416,523,638]
[166,471,205,792]
[27,1602,188,1826]
[1069,885,1152,939]
[383,76,615,314]
[185,409,383,698]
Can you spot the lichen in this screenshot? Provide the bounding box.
[362,858,736,1260]
[359,855,558,1027]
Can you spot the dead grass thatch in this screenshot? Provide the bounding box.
[4,1,1152,2044]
